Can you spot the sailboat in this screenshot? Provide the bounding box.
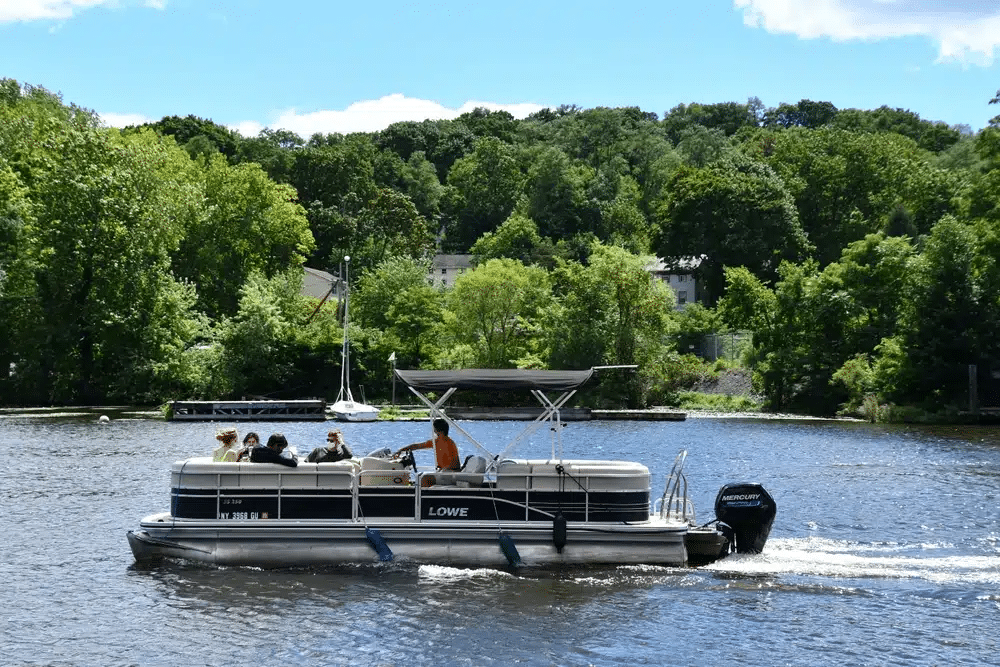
[330,256,379,422]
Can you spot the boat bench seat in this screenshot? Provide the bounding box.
[358,456,411,486]
[496,459,650,491]
[434,455,489,487]
[171,458,357,490]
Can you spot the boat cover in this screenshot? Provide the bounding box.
[394,369,594,392]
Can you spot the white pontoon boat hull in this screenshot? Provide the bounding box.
[128,514,688,567]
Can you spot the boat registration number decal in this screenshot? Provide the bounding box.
[220,511,266,520]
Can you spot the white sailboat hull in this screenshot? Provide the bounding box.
[330,399,379,422]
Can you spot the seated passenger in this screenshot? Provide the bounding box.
[394,418,459,487]
[236,431,260,462]
[212,427,239,462]
[306,430,353,463]
[249,433,298,467]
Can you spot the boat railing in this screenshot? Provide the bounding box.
[657,450,696,523]
[173,458,651,523]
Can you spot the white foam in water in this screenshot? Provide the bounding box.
[418,564,515,582]
[703,536,1000,585]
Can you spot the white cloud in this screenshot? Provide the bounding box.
[734,0,1000,65]
[99,111,153,127]
[0,0,165,23]
[230,93,546,138]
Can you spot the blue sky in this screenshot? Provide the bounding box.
[2,0,999,136]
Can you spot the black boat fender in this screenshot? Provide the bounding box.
[553,512,567,553]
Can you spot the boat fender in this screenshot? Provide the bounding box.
[499,532,522,567]
[365,527,394,562]
[552,512,567,553]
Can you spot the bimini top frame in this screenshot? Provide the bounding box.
[393,369,598,465]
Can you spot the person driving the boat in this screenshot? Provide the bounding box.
[249,433,298,467]
[395,418,459,487]
[212,428,239,462]
[306,430,354,463]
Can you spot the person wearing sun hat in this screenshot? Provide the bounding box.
[212,427,239,462]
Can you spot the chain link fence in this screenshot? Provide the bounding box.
[699,332,753,362]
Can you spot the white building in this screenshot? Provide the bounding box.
[429,254,474,288]
[426,254,699,309]
[646,258,700,310]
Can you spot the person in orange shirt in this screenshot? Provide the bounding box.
[395,418,460,487]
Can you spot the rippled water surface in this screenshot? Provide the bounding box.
[2,410,999,666]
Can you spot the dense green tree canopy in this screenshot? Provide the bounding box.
[1,76,997,415]
[652,153,810,304]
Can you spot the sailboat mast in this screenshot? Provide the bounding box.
[340,256,353,403]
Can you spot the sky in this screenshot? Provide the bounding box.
[1,0,999,137]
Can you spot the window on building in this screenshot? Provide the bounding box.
[441,268,447,274]
[678,290,687,305]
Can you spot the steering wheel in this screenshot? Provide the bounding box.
[398,450,417,470]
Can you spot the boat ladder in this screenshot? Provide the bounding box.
[655,449,696,523]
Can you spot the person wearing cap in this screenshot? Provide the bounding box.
[213,428,239,462]
[249,433,298,467]
[306,430,354,463]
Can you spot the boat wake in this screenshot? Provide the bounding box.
[702,536,1000,587]
[418,564,517,582]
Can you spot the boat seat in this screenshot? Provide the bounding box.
[435,454,488,487]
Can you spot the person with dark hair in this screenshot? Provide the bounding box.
[395,418,459,487]
[236,431,260,462]
[249,433,298,467]
[306,430,353,463]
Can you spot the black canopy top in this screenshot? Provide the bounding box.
[394,369,595,393]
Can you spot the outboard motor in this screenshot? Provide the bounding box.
[714,483,776,554]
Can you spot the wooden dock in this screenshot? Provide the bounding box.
[590,409,686,421]
[441,407,686,421]
[169,400,327,421]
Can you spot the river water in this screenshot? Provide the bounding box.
[2,410,998,666]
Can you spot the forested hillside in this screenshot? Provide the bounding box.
[2,79,998,417]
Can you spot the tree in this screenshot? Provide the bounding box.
[470,213,548,265]
[215,271,304,397]
[652,153,810,305]
[442,258,552,368]
[376,118,475,181]
[352,256,444,376]
[444,137,524,249]
[662,100,759,143]
[762,99,838,129]
[873,217,990,407]
[353,187,434,275]
[525,147,599,239]
[138,114,242,159]
[748,127,959,266]
[2,114,210,403]
[548,244,674,406]
[675,124,730,167]
[172,154,314,318]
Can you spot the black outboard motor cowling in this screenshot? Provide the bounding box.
[714,483,776,554]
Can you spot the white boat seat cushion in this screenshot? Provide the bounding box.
[435,455,489,487]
